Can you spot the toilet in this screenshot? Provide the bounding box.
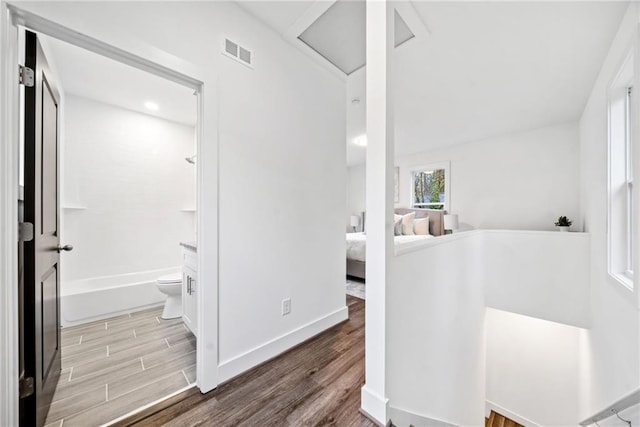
[156,273,183,319]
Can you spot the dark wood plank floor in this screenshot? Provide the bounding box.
[114,296,375,427]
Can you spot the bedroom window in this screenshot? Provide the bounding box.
[608,53,634,291]
[410,162,450,211]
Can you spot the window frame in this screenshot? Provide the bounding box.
[624,87,634,280]
[408,161,451,212]
[607,52,635,291]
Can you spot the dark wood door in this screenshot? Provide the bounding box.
[21,30,62,427]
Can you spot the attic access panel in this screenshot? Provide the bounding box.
[298,0,414,75]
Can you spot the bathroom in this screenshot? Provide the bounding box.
[33,34,199,425]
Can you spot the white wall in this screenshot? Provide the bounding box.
[578,2,640,418]
[346,163,365,231]
[214,4,346,372]
[486,308,581,426]
[483,230,590,328]
[388,234,486,426]
[347,122,581,231]
[18,1,347,383]
[61,95,195,282]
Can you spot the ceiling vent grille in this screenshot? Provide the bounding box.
[222,38,253,68]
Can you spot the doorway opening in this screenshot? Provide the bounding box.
[18,27,201,427]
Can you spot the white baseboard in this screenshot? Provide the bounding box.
[361,385,389,425]
[486,400,541,427]
[387,406,456,427]
[218,305,348,383]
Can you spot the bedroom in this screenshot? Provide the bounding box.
[344,1,582,286]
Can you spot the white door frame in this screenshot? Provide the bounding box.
[0,4,219,425]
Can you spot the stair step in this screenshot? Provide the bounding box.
[487,410,524,427]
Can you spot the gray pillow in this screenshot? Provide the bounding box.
[394,218,403,236]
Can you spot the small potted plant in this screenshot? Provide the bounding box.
[554,216,572,232]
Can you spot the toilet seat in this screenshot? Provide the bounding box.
[157,273,182,284]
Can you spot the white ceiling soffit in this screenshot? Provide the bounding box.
[298,0,414,75]
[40,35,197,127]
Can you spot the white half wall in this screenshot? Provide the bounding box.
[388,234,486,426]
[347,122,581,231]
[578,2,640,418]
[61,95,195,282]
[388,230,590,425]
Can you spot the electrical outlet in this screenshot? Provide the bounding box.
[282,298,291,316]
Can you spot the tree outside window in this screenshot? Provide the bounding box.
[412,169,445,210]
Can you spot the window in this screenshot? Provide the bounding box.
[410,162,450,211]
[608,54,635,290]
[625,88,634,279]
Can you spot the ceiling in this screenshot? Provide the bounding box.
[298,0,414,75]
[41,35,196,127]
[239,1,629,166]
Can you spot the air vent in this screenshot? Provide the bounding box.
[222,38,253,68]
[239,47,251,64]
[225,39,238,56]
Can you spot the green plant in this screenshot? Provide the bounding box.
[554,216,572,227]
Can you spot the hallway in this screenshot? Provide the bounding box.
[116,296,371,427]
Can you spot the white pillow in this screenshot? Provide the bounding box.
[414,216,430,235]
[401,212,416,235]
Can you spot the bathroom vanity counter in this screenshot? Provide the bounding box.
[180,241,197,252]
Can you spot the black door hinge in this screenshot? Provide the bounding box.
[19,375,34,398]
[18,222,34,242]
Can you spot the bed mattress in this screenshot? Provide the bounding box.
[346,232,433,262]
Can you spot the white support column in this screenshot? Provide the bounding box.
[361,0,394,424]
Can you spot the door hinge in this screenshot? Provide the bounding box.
[19,376,34,399]
[18,222,34,242]
[19,65,34,87]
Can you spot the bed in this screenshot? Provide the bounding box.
[346,208,445,280]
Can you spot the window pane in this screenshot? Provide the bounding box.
[412,169,445,210]
[607,60,634,290]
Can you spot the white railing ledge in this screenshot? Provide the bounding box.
[579,388,640,425]
[395,229,590,257]
[482,229,590,237]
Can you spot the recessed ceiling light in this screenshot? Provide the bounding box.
[144,101,159,111]
[353,135,367,147]
[351,97,361,104]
